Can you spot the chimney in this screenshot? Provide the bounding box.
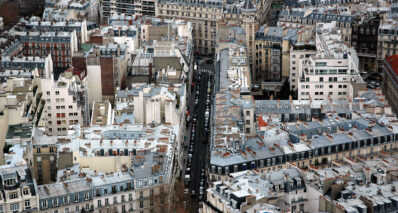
[148,63,153,84]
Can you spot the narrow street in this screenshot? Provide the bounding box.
[182,59,214,211]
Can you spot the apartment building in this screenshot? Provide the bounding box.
[19,31,78,68]
[204,169,306,212]
[85,44,128,102]
[253,26,283,82]
[38,73,88,136]
[253,26,304,82]
[0,165,39,213]
[298,22,365,101]
[157,0,222,55]
[50,119,178,212]
[210,114,398,182]
[289,44,316,91]
[37,179,93,212]
[0,38,23,58]
[383,54,398,115]
[115,83,186,126]
[215,43,252,135]
[209,55,396,182]
[351,14,381,72]
[100,0,156,22]
[21,19,98,49]
[29,129,58,185]
[43,0,98,22]
[0,55,53,77]
[378,19,398,72]
[302,155,398,213]
[91,172,135,212]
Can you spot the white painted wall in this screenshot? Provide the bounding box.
[87,65,102,108]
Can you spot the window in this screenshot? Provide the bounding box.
[36,148,41,153]
[140,191,143,199]
[63,196,69,205]
[69,105,73,109]
[47,91,50,95]
[41,200,47,209]
[122,195,125,202]
[129,194,133,201]
[140,201,144,208]
[75,206,79,212]
[24,200,30,208]
[84,192,89,200]
[55,91,59,95]
[98,200,102,207]
[74,194,79,202]
[53,198,58,206]
[113,196,117,204]
[10,203,19,211]
[23,188,29,195]
[105,198,109,206]
[9,192,18,199]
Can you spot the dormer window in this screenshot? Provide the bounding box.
[9,192,18,199]
[4,178,16,187]
[22,188,29,195]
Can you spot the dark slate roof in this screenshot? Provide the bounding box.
[304,12,353,23]
[242,0,256,12]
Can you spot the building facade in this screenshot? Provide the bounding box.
[157,0,222,55]
[100,0,156,22]
[0,165,39,213]
[383,55,398,115]
[289,44,316,91]
[351,15,380,72]
[297,22,365,101]
[19,31,78,68]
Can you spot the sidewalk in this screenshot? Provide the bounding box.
[180,69,197,174]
